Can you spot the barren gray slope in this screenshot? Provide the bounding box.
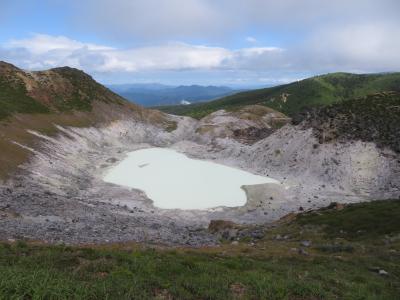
[0,111,399,246]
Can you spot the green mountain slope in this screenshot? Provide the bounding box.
[157,72,400,119]
[0,62,50,120]
[0,61,128,120]
[0,61,169,180]
[294,91,400,153]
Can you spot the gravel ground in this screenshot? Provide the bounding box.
[1,114,399,246]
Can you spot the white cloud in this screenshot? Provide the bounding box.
[2,25,400,83]
[246,37,257,43]
[6,34,113,54]
[97,43,232,72]
[62,0,400,76]
[1,34,283,73]
[236,47,283,57]
[73,0,400,41]
[77,0,228,40]
[2,1,399,84]
[307,22,400,71]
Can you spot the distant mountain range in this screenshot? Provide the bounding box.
[158,72,400,119]
[107,83,240,106]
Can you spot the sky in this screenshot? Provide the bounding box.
[0,0,399,86]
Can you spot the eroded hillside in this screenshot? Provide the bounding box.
[0,62,172,179]
[0,62,399,246]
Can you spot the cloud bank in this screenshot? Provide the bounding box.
[1,34,284,73]
[74,0,400,41]
[0,0,399,84]
[2,28,399,78]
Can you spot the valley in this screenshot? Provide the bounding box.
[0,63,399,246]
[2,1,400,298]
[0,61,399,298]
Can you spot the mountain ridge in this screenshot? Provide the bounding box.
[294,91,400,153]
[0,61,170,180]
[157,72,400,119]
[0,61,130,118]
[108,83,238,106]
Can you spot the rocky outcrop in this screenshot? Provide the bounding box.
[196,105,290,144]
[293,91,400,153]
[208,220,265,241]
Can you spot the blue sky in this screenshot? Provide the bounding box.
[1,0,399,86]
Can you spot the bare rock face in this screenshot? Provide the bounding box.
[232,127,273,144]
[196,105,291,144]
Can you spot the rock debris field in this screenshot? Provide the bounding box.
[1,114,399,246]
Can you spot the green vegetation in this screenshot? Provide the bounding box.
[0,77,49,120]
[157,72,400,119]
[52,93,93,112]
[1,199,399,299]
[0,63,127,121]
[295,91,400,153]
[297,199,400,240]
[48,67,125,112]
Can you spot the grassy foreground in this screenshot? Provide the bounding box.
[0,199,399,299]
